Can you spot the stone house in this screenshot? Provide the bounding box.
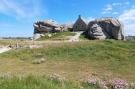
[73,15,87,31]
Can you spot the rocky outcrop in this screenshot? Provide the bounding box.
[88,23,107,40]
[33,19,74,40]
[33,19,61,34]
[60,23,73,32]
[33,17,124,40]
[87,18,124,40]
[33,19,73,33]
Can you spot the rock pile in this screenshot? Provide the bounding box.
[33,19,60,34]
[33,19,73,40]
[33,17,124,40]
[87,18,124,40]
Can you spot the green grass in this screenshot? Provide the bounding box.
[0,75,77,89]
[79,33,89,40]
[82,82,100,89]
[0,39,30,45]
[0,40,135,83]
[38,32,76,41]
[0,75,101,89]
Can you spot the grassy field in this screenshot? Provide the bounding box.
[0,40,135,88]
[0,32,76,45]
[0,39,31,45]
[79,32,89,40]
[0,75,102,89]
[38,32,76,41]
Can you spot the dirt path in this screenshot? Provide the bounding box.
[68,32,83,42]
[31,32,84,44]
[0,47,11,54]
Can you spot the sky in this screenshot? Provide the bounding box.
[0,0,135,37]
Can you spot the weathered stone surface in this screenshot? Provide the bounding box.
[33,17,124,40]
[88,23,107,40]
[60,23,73,32]
[33,19,60,34]
[33,19,73,34]
[87,18,124,40]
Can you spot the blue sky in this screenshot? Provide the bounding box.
[0,0,135,37]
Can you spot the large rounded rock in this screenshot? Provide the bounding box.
[88,23,107,40]
[33,19,60,34]
[87,18,124,40]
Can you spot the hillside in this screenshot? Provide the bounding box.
[38,32,76,41]
[0,40,135,89]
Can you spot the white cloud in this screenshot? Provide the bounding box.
[102,4,113,14]
[112,3,122,6]
[119,8,135,36]
[102,11,111,14]
[105,4,113,11]
[102,1,130,15]
[112,12,119,15]
[83,17,95,24]
[0,0,45,19]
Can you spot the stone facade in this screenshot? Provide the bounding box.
[73,15,87,31]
